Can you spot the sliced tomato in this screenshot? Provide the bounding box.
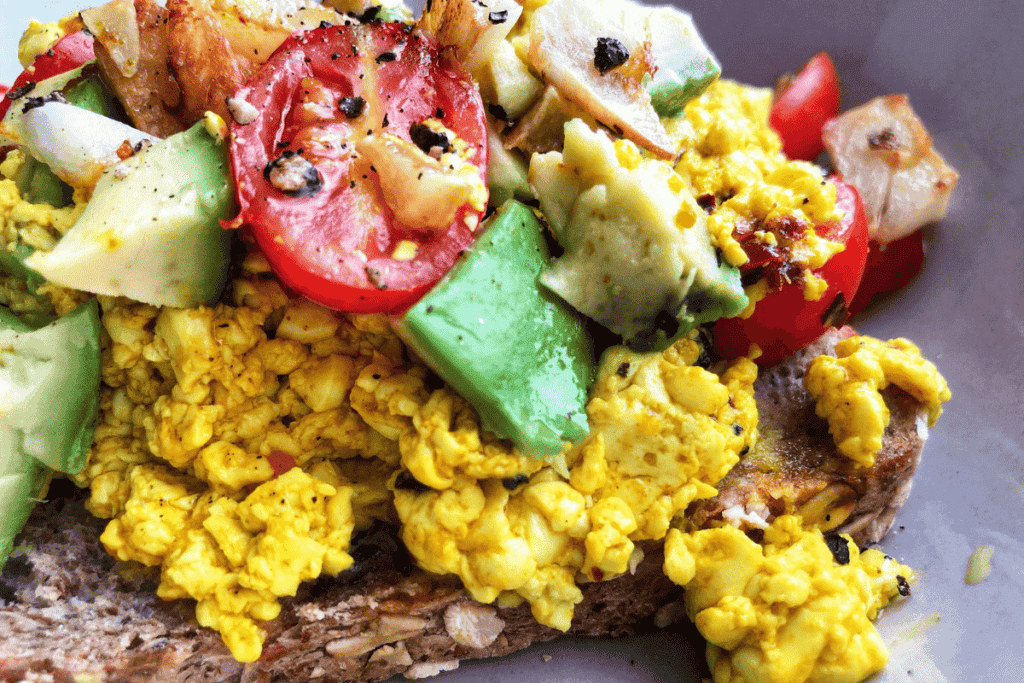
[0,31,95,119]
[848,231,925,316]
[229,23,488,314]
[769,51,840,161]
[714,176,869,364]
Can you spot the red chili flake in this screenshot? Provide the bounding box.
[733,214,810,292]
[267,450,297,478]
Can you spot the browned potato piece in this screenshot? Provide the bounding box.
[167,0,253,126]
[94,0,186,138]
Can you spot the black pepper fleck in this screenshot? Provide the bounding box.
[825,535,851,565]
[410,121,451,154]
[338,96,366,118]
[593,37,629,74]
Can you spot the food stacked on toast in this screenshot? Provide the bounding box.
[0,0,956,681]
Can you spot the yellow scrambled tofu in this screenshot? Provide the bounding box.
[668,79,845,303]
[665,516,913,683]
[805,336,951,468]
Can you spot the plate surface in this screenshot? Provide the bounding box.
[3,1,1022,682]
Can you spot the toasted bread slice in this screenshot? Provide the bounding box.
[689,326,928,546]
[0,327,929,682]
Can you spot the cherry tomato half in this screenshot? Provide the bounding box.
[714,177,869,364]
[848,231,925,316]
[229,23,488,314]
[769,51,840,162]
[0,31,95,119]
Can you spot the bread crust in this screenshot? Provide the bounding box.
[0,488,684,683]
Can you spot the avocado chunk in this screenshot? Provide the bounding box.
[645,8,721,118]
[25,120,233,308]
[6,64,122,209]
[531,119,746,346]
[485,119,532,208]
[0,299,102,570]
[0,456,49,572]
[0,298,101,473]
[396,200,593,455]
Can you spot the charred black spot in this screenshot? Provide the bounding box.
[825,535,851,565]
[896,574,911,597]
[375,51,397,64]
[489,10,509,23]
[410,121,451,155]
[338,96,366,118]
[616,362,631,377]
[593,37,630,74]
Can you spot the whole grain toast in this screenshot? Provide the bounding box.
[690,326,928,547]
[0,327,927,683]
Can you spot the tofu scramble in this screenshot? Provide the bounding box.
[0,5,952,683]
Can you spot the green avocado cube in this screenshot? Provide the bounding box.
[646,8,721,118]
[397,200,593,455]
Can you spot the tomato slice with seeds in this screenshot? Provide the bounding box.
[228,23,488,314]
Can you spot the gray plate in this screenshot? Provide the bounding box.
[3,0,1022,681]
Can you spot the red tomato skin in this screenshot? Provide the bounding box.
[0,31,95,119]
[769,51,840,161]
[229,23,488,315]
[714,177,869,364]
[848,231,925,316]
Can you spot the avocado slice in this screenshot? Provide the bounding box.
[645,8,721,118]
[0,299,102,571]
[396,200,593,455]
[25,120,234,308]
